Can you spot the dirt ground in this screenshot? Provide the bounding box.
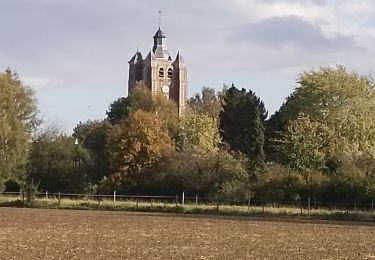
[0,208,374,259]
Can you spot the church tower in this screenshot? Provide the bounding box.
[128,27,188,115]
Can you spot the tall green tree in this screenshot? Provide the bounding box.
[272,67,375,168]
[73,120,112,187]
[0,69,38,188]
[219,85,267,162]
[28,130,92,193]
[276,113,332,172]
[178,111,221,153]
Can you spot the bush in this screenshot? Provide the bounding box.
[139,150,250,200]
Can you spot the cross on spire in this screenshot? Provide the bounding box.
[158,10,162,27]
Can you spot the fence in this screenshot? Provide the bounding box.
[1,191,374,214]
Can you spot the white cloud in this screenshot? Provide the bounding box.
[22,76,53,91]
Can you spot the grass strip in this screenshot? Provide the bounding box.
[0,196,374,222]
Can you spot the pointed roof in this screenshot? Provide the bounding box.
[172,51,185,65]
[151,27,170,59]
[175,51,185,62]
[153,27,166,38]
[129,51,143,64]
[145,49,155,61]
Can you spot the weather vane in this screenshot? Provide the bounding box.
[158,10,162,27]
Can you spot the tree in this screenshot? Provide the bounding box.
[107,84,178,124]
[106,84,179,138]
[269,66,375,159]
[0,69,38,188]
[73,120,112,189]
[187,86,222,118]
[219,85,267,163]
[266,67,375,202]
[106,110,175,191]
[178,111,221,153]
[106,84,154,124]
[142,150,249,199]
[276,113,332,172]
[28,130,92,193]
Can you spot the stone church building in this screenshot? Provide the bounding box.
[128,27,188,115]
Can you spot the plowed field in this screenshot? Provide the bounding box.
[0,208,374,259]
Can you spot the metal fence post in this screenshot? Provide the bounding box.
[182,192,185,207]
[195,194,198,207]
[58,192,61,206]
[46,191,48,199]
[247,197,251,213]
[113,190,116,203]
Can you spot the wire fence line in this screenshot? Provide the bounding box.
[1,191,374,213]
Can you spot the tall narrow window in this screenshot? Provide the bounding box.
[167,68,173,78]
[159,68,164,78]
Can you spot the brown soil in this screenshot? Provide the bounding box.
[0,208,374,259]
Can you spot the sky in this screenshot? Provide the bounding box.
[1,0,375,133]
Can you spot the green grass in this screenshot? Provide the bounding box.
[1,195,374,222]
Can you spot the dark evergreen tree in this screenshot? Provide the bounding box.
[219,84,267,163]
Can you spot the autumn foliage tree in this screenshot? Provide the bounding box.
[106,110,175,191]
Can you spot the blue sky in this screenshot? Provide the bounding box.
[1,0,375,133]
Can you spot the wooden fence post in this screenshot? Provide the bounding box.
[195,194,198,207]
[247,197,251,213]
[175,195,178,206]
[58,192,61,206]
[308,197,311,214]
[46,191,48,199]
[22,189,25,204]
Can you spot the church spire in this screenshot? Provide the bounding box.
[153,27,166,52]
[152,27,170,59]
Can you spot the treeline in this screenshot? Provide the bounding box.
[1,67,375,203]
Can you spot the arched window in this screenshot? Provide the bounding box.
[159,68,164,78]
[167,68,173,79]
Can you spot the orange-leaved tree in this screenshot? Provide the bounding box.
[106,110,175,190]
